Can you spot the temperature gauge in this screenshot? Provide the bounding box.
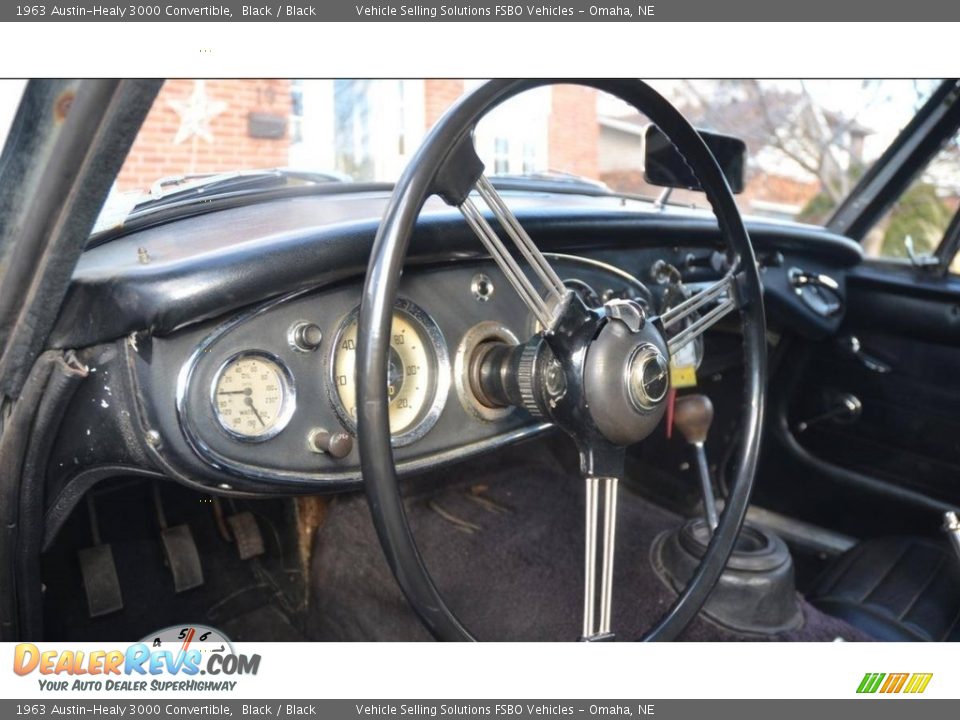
[211,352,295,441]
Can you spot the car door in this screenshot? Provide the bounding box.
[754,83,960,539]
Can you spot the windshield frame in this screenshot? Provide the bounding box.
[826,79,960,255]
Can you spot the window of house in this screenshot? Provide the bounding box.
[333,80,373,180]
[493,137,510,174]
[522,142,537,174]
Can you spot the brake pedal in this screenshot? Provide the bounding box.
[211,498,266,560]
[78,493,123,618]
[152,482,204,593]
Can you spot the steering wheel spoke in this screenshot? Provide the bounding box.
[659,270,740,357]
[582,472,620,641]
[579,441,625,641]
[458,175,569,332]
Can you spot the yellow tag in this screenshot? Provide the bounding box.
[670,365,697,388]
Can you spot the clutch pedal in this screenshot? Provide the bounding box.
[77,493,124,618]
[152,481,204,593]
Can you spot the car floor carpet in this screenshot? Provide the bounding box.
[308,442,871,642]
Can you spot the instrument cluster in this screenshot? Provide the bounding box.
[170,254,654,488]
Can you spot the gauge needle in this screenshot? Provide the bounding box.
[244,396,266,426]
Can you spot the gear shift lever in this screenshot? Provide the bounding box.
[673,394,719,531]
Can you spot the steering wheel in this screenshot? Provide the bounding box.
[357,79,766,641]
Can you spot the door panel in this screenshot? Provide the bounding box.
[794,330,960,506]
[755,262,960,538]
[793,263,960,506]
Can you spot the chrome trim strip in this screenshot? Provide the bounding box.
[542,252,652,297]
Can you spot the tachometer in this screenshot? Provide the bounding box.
[211,352,295,441]
[329,298,449,446]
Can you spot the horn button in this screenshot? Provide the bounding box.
[627,344,670,411]
[583,313,670,447]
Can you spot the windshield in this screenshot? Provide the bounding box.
[106,79,941,226]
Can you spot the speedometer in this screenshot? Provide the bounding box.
[329,298,449,447]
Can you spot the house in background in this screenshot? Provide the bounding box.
[116,79,293,191]
[115,79,599,193]
[115,79,897,232]
[288,80,599,183]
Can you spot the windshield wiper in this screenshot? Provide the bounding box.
[488,171,613,196]
[135,168,348,212]
[87,168,366,246]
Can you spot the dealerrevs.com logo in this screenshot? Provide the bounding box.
[12,625,260,692]
[857,672,933,694]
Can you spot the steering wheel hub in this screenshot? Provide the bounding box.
[581,313,671,447]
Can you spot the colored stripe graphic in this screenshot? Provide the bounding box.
[857,672,932,694]
[880,673,909,693]
[904,673,933,694]
[857,673,885,693]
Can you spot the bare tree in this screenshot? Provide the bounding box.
[667,80,881,204]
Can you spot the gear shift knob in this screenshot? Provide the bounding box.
[673,394,714,446]
[674,393,719,531]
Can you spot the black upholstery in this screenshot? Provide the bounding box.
[810,536,960,641]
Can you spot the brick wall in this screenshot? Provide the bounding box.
[548,85,599,178]
[740,171,819,207]
[424,79,465,129]
[116,79,292,192]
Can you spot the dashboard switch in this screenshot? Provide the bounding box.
[308,428,353,459]
[288,321,323,352]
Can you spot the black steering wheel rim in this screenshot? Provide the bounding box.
[357,79,767,641]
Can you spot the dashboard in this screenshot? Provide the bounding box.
[44,192,864,496]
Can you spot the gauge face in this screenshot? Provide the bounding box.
[330,300,448,445]
[212,352,294,441]
[140,624,234,654]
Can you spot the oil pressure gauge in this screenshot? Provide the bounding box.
[329,298,449,447]
[212,351,295,441]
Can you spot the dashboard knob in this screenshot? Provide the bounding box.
[308,428,353,459]
[289,321,323,352]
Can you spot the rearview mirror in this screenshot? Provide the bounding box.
[643,125,746,194]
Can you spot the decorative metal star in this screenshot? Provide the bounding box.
[168,80,228,145]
